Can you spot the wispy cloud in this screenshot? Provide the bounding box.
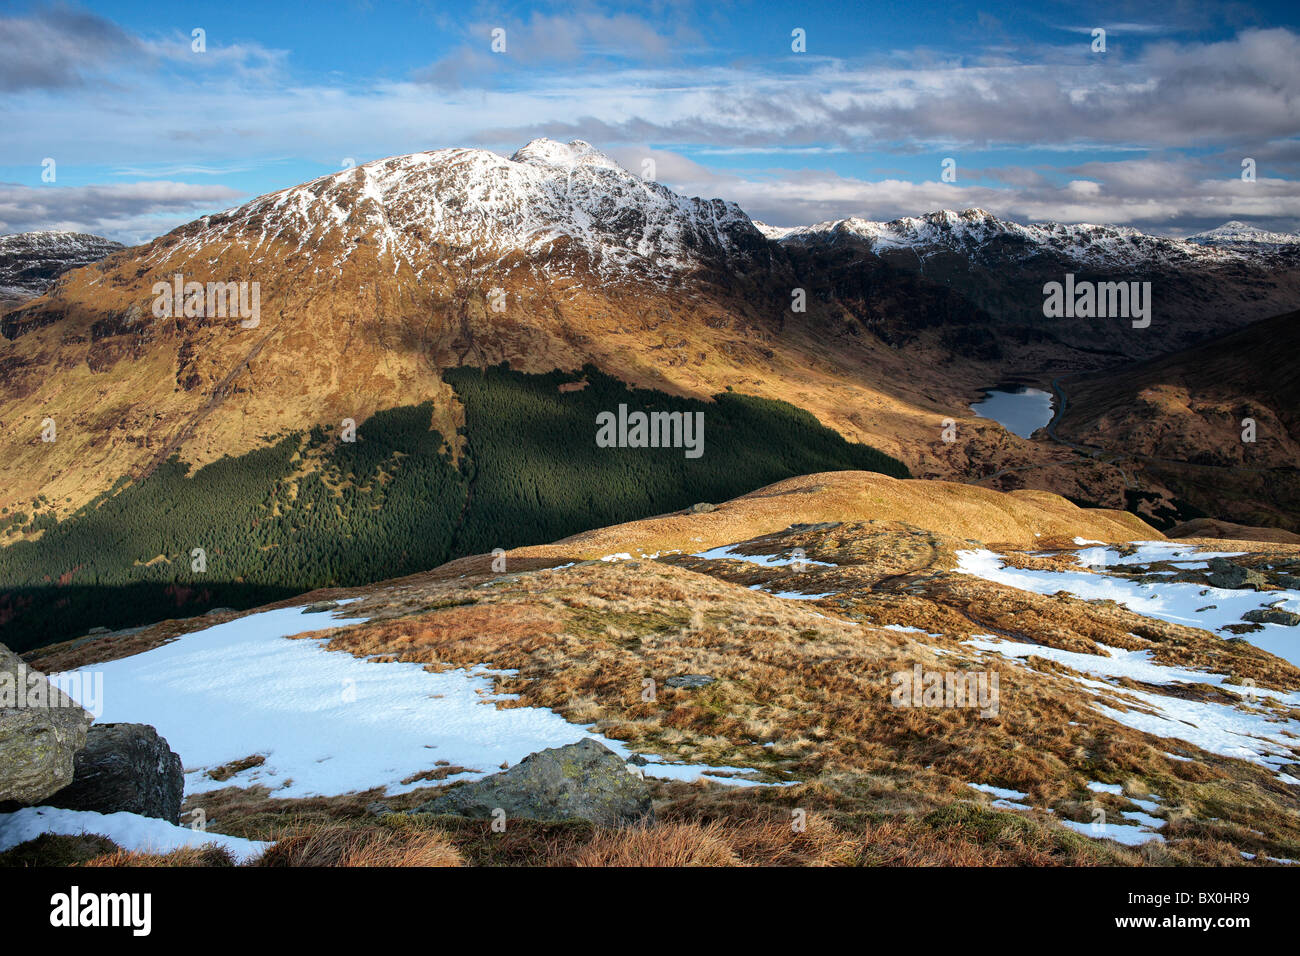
[0,181,244,244]
[415,8,699,88]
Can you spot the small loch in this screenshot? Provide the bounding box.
[971,386,1055,438]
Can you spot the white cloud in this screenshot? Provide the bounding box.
[0,181,244,244]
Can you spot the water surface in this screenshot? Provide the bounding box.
[970,386,1054,438]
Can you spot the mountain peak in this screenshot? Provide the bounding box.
[509,138,626,174]
[157,139,757,282]
[1187,221,1300,245]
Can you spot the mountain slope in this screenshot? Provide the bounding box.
[0,365,910,650]
[1055,308,1300,530]
[23,476,1300,867]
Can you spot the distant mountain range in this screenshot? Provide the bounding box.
[1186,221,1300,247]
[761,208,1300,263]
[761,206,1300,367]
[0,231,124,307]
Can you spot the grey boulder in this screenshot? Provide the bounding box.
[45,723,184,824]
[1206,558,1266,590]
[415,738,653,827]
[1243,608,1300,627]
[302,601,339,614]
[0,644,93,805]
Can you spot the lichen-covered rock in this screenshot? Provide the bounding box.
[415,739,653,827]
[44,723,184,824]
[0,644,93,805]
[1206,558,1266,590]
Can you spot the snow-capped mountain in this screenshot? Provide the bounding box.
[773,208,1299,268]
[0,231,124,301]
[1186,221,1300,248]
[155,139,764,282]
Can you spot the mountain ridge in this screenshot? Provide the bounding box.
[773,208,1300,267]
[149,138,764,285]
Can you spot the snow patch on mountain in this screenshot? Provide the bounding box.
[51,602,778,798]
[752,220,796,241]
[128,136,1299,287]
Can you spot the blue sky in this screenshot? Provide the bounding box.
[3,0,1299,243]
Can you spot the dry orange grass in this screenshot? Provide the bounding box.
[20,487,1299,868]
[560,822,740,866]
[81,845,236,867]
[556,814,856,867]
[1168,521,1300,545]
[255,824,463,867]
[294,524,1300,864]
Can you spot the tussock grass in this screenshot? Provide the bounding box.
[80,845,237,867]
[559,822,740,867]
[0,833,120,867]
[291,521,1300,865]
[255,824,462,867]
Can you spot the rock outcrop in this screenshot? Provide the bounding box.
[415,739,653,827]
[44,723,184,824]
[0,644,93,804]
[1243,608,1300,627]
[1206,557,1268,590]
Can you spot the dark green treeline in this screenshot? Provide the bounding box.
[0,365,909,651]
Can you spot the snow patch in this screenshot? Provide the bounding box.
[53,604,779,798]
[0,807,269,863]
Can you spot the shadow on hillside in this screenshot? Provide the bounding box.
[0,581,300,655]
